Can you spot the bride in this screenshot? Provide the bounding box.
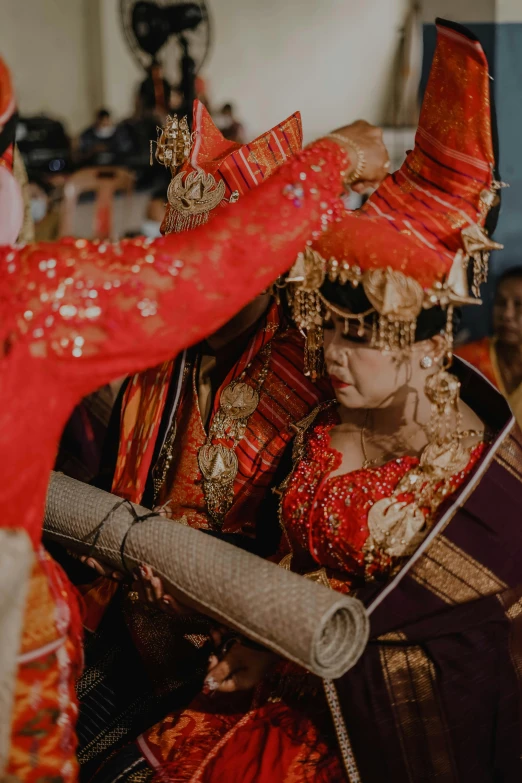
[92,21,522,783]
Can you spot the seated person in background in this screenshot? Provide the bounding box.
[456,266,522,426]
[214,101,245,143]
[76,108,133,167]
[168,86,184,113]
[28,177,60,241]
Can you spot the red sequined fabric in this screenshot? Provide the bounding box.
[281,406,486,586]
[0,138,346,548]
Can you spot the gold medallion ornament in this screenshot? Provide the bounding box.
[219,382,260,420]
[198,443,239,482]
[363,267,424,323]
[198,344,273,529]
[165,170,226,233]
[365,431,474,561]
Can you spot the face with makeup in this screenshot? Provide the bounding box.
[323,313,442,410]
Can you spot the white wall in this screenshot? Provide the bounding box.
[98,0,143,120]
[205,0,409,141]
[423,0,522,24]
[422,0,495,23]
[1,0,409,141]
[0,0,92,133]
[497,0,522,22]
[94,0,411,140]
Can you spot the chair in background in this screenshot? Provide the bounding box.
[59,166,135,240]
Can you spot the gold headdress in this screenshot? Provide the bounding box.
[287,20,504,376]
[153,100,303,235]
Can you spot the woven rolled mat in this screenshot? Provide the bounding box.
[43,471,369,679]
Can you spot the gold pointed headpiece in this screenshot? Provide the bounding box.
[286,20,505,370]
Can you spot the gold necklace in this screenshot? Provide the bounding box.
[198,342,273,529]
[360,410,378,469]
[363,416,478,562]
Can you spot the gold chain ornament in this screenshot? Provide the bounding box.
[198,343,273,528]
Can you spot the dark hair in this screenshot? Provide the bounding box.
[496,266,522,288]
[96,108,111,121]
[320,278,460,341]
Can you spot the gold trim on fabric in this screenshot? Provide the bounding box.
[411,535,506,605]
[379,636,458,782]
[323,679,361,783]
[368,414,515,616]
[494,429,522,484]
[505,600,522,622]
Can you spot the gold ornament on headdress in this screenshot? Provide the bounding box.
[286,248,427,372]
[285,181,507,373]
[461,221,504,297]
[458,179,506,296]
[286,249,326,379]
[151,114,192,172]
[151,113,237,234]
[164,169,226,233]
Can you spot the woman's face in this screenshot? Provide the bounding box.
[323,314,415,409]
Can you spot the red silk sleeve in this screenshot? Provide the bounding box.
[1,139,346,399]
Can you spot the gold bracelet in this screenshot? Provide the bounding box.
[327,132,366,185]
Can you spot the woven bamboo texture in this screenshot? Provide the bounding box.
[44,471,369,678]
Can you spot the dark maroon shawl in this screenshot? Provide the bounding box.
[335,359,522,782]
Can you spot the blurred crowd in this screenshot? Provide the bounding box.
[17,61,245,243]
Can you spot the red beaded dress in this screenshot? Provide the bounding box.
[136,404,485,783]
[0,133,347,781]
